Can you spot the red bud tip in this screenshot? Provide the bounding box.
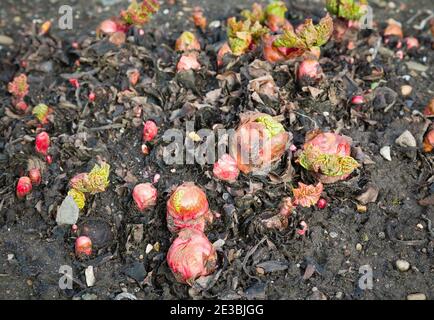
[45,155,53,164]
[69,78,80,88]
[213,154,239,182]
[167,228,217,285]
[153,174,160,184]
[317,198,327,209]
[351,95,365,105]
[88,92,96,102]
[35,132,50,156]
[132,183,158,212]
[75,236,92,257]
[29,168,41,186]
[15,100,29,112]
[16,176,32,198]
[143,120,158,142]
[72,224,78,233]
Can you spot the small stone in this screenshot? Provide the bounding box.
[416,223,423,230]
[400,85,412,96]
[357,204,367,213]
[56,195,79,225]
[388,2,396,9]
[335,292,343,299]
[407,293,426,300]
[163,9,169,15]
[81,293,98,300]
[356,243,363,251]
[256,267,265,275]
[7,254,14,261]
[405,61,428,73]
[396,259,410,272]
[329,231,338,238]
[0,35,14,46]
[380,146,392,161]
[209,20,221,29]
[378,232,386,239]
[395,130,417,148]
[145,244,153,254]
[85,266,96,287]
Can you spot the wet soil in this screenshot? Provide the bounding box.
[0,0,433,300]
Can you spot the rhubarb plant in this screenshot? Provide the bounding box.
[326,0,367,22]
[8,74,29,112]
[32,103,52,124]
[227,17,268,56]
[68,162,110,209]
[229,112,291,174]
[298,131,359,184]
[273,14,333,58]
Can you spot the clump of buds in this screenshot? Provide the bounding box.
[7,74,29,112]
[166,228,217,285]
[227,17,267,56]
[97,0,159,44]
[298,131,359,184]
[213,154,239,183]
[75,236,92,257]
[29,168,42,186]
[32,104,52,125]
[192,7,207,32]
[35,132,50,156]
[175,31,201,52]
[176,51,201,72]
[143,120,158,142]
[16,176,32,198]
[229,112,291,174]
[166,182,213,233]
[68,161,111,209]
[133,183,158,212]
[293,182,323,207]
[326,0,368,42]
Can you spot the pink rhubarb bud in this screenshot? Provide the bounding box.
[297,59,323,86]
[423,129,434,153]
[229,112,291,174]
[217,42,232,68]
[404,37,419,50]
[213,154,239,183]
[177,52,201,72]
[297,221,308,236]
[97,19,121,35]
[293,182,323,207]
[132,183,158,212]
[143,120,158,142]
[192,7,207,31]
[166,182,213,233]
[167,228,217,285]
[29,168,41,186]
[15,100,29,112]
[8,74,29,100]
[75,236,92,257]
[35,132,50,156]
[16,176,32,198]
[279,197,294,216]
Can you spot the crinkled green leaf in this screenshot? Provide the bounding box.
[273,14,333,50]
[265,1,287,19]
[241,3,265,24]
[255,115,285,138]
[326,0,367,21]
[227,17,267,56]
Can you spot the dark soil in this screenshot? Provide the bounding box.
[0,0,433,300]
